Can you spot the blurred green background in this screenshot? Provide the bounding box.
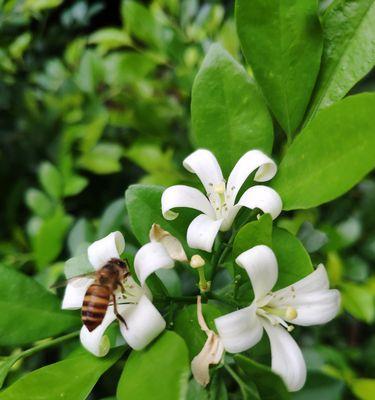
[0,0,374,399]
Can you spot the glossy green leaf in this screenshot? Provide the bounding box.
[174,303,222,359]
[75,50,105,93]
[117,331,189,400]
[191,44,273,176]
[0,264,79,346]
[125,184,194,248]
[272,227,313,290]
[292,372,344,400]
[233,214,273,259]
[306,0,375,122]
[272,93,375,210]
[235,354,290,399]
[236,0,322,137]
[63,174,88,197]
[0,349,123,400]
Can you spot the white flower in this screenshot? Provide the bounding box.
[191,296,224,386]
[62,231,166,357]
[214,245,341,392]
[161,149,282,252]
[134,223,187,286]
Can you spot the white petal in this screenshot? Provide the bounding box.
[272,289,341,326]
[262,321,306,392]
[161,185,215,220]
[149,224,188,262]
[235,245,278,300]
[227,150,277,203]
[277,264,330,295]
[80,306,118,357]
[62,277,95,310]
[191,331,224,386]
[134,242,174,286]
[183,149,224,193]
[237,185,282,220]
[87,231,125,270]
[220,204,242,232]
[187,214,222,252]
[119,295,166,350]
[214,305,263,353]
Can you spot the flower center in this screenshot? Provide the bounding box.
[208,181,230,219]
[256,303,298,332]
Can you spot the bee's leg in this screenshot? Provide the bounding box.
[112,294,128,329]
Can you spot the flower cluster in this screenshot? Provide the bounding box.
[62,148,340,392]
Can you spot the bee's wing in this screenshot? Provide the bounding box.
[50,272,96,289]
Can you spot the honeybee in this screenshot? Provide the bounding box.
[54,258,131,332]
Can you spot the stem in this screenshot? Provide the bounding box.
[3,331,79,375]
[224,364,250,400]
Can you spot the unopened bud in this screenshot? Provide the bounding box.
[190,254,205,269]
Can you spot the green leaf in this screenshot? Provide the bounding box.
[75,50,104,93]
[272,227,313,290]
[25,188,54,218]
[233,214,273,259]
[9,32,32,60]
[0,349,123,400]
[121,0,165,49]
[235,0,323,137]
[191,44,273,176]
[89,27,132,54]
[33,208,73,269]
[38,162,63,199]
[78,143,123,174]
[174,303,222,359]
[64,252,94,279]
[63,174,88,197]
[235,354,290,399]
[98,198,126,238]
[341,282,374,323]
[306,0,375,122]
[351,378,375,400]
[125,184,194,248]
[0,264,79,346]
[117,331,189,400]
[292,372,344,400]
[272,93,375,210]
[67,218,95,256]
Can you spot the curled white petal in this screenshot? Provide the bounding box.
[87,231,125,270]
[134,242,174,286]
[191,331,224,386]
[161,185,215,220]
[227,150,277,203]
[119,295,166,350]
[215,305,263,353]
[149,224,188,262]
[238,185,282,220]
[183,149,224,193]
[80,306,118,357]
[262,321,306,392]
[271,289,341,326]
[191,296,224,386]
[236,245,278,300]
[187,214,222,252]
[62,277,95,310]
[276,264,330,295]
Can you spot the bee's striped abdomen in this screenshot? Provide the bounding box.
[82,284,110,332]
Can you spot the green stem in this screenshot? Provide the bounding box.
[224,364,250,400]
